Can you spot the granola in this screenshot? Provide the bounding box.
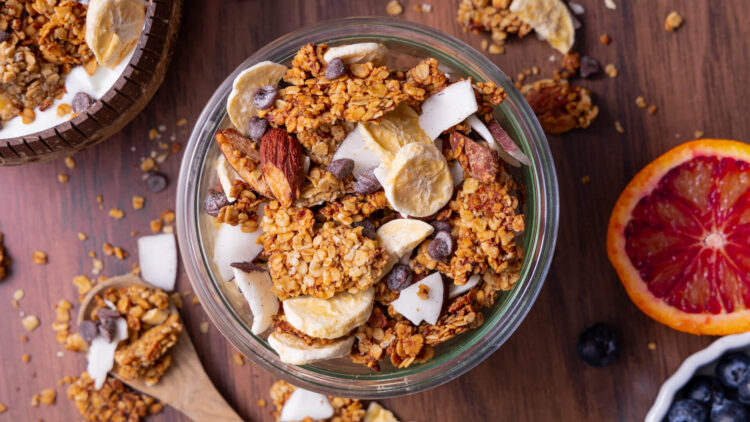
[67,372,164,422]
[456,0,532,55]
[269,380,366,422]
[521,78,599,134]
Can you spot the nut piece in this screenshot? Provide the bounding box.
[448,131,501,184]
[216,128,272,197]
[141,308,168,326]
[259,129,305,207]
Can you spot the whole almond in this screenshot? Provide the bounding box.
[216,128,272,197]
[259,128,305,207]
[448,131,500,183]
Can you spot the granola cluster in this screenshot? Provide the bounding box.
[521,78,599,135]
[92,286,183,385]
[259,43,432,134]
[318,191,392,226]
[456,0,533,54]
[296,121,354,165]
[260,201,390,300]
[53,298,87,351]
[67,373,164,422]
[0,0,94,123]
[269,380,366,422]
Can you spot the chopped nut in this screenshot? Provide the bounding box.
[177,118,188,126]
[614,121,625,133]
[22,315,40,331]
[109,208,125,219]
[58,173,69,183]
[141,157,156,172]
[33,251,48,264]
[160,210,175,224]
[40,389,56,405]
[260,129,305,207]
[232,353,245,366]
[132,196,145,210]
[635,96,647,108]
[77,232,87,241]
[22,353,30,363]
[386,0,403,15]
[647,105,658,115]
[150,219,164,233]
[114,247,127,260]
[600,33,612,45]
[581,175,591,184]
[665,11,683,31]
[604,64,618,78]
[64,156,76,169]
[102,243,115,256]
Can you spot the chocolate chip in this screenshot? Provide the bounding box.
[247,116,268,141]
[427,231,455,261]
[78,320,99,343]
[253,86,277,110]
[352,218,376,239]
[98,318,118,342]
[96,308,120,322]
[325,58,346,80]
[203,188,229,216]
[579,56,601,79]
[386,264,414,291]
[230,261,264,273]
[72,92,94,113]
[328,158,354,180]
[430,220,451,234]
[353,168,381,195]
[146,172,168,192]
[0,30,9,43]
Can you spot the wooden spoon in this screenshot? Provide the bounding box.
[77,275,243,422]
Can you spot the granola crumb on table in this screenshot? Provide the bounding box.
[521,78,599,134]
[67,372,164,422]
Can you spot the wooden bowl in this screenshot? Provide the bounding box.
[0,0,183,166]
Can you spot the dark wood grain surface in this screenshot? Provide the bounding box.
[2,1,749,421]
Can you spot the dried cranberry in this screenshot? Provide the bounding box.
[579,56,601,79]
[386,264,414,291]
[78,320,98,343]
[247,116,268,141]
[253,86,278,110]
[230,261,264,273]
[352,218,376,240]
[328,158,354,180]
[353,168,381,195]
[427,231,455,261]
[325,58,346,80]
[146,172,168,192]
[72,92,94,113]
[430,220,451,234]
[203,189,229,216]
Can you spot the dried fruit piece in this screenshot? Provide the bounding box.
[259,129,305,207]
[325,57,346,80]
[522,78,598,134]
[85,0,146,68]
[376,219,434,258]
[448,131,501,183]
[226,61,287,136]
[216,128,272,197]
[579,56,601,78]
[327,158,354,180]
[384,143,453,217]
[510,0,575,54]
[359,104,431,167]
[283,288,375,339]
[268,332,355,365]
[323,43,389,65]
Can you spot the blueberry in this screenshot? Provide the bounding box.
[710,401,750,422]
[716,353,750,389]
[737,371,750,405]
[576,324,618,367]
[667,399,708,422]
[683,376,726,406]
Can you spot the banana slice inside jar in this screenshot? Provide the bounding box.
[323,42,389,65]
[282,288,375,340]
[226,61,287,136]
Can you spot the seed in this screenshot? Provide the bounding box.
[325,58,346,80]
[327,158,354,180]
[253,86,277,110]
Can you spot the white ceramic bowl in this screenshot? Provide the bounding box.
[646,332,750,421]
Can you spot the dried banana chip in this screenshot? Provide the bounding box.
[358,103,431,167]
[385,142,453,217]
[323,42,388,65]
[85,0,146,68]
[226,61,287,136]
[510,0,575,54]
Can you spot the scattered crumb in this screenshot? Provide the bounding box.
[568,2,584,15]
[531,66,540,75]
[386,0,403,15]
[22,315,40,331]
[176,118,188,126]
[33,251,48,264]
[581,175,591,184]
[257,399,266,407]
[22,353,30,363]
[130,231,138,237]
[200,322,209,333]
[72,275,93,295]
[191,296,200,306]
[14,289,24,301]
[109,208,125,219]
[171,293,183,310]
[132,196,145,210]
[232,353,245,366]
[413,3,432,12]
[158,124,166,132]
[417,284,430,300]
[694,130,704,138]
[665,11,683,31]
[600,33,611,45]
[170,143,182,153]
[77,232,87,241]
[140,157,156,172]
[20,335,28,342]
[12,300,18,308]
[604,64,618,78]
[648,341,657,350]
[604,0,616,10]
[480,39,488,51]
[647,105,658,115]
[102,243,115,256]
[31,394,40,407]
[163,225,174,234]
[58,173,69,183]
[488,44,504,55]
[92,258,103,275]
[96,195,103,203]
[635,96,647,108]
[114,247,127,260]
[614,121,625,133]
[148,128,159,140]
[161,210,175,224]
[0,403,6,413]
[88,251,96,258]
[150,219,163,233]
[64,156,76,169]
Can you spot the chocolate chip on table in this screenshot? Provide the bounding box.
[325,58,346,80]
[328,158,354,180]
[146,172,168,192]
[386,264,414,291]
[253,85,278,110]
[203,189,229,216]
[353,168,381,195]
[430,220,451,234]
[427,231,455,261]
[98,318,118,342]
[72,92,94,113]
[579,56,601,79]
[78,320,98,343]
[230,261,264,273]
[247,116,268,141]
[352,218,376,239]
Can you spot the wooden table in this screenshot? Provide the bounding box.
[1,1,749,420]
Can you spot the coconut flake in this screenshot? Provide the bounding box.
[448,274,482,299]
[216,155,240,202]
[213,209,265,281]
[232,266,278,334]
[86,318,127,390]
[391,272,444,325]
[467,115,528,167]
[568,2,584,15]
[280,388,334,422]
[418,79,478,140]
[331,126,381,177]
[137,233,178,291]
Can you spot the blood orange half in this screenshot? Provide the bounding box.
[607,139,750,335]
